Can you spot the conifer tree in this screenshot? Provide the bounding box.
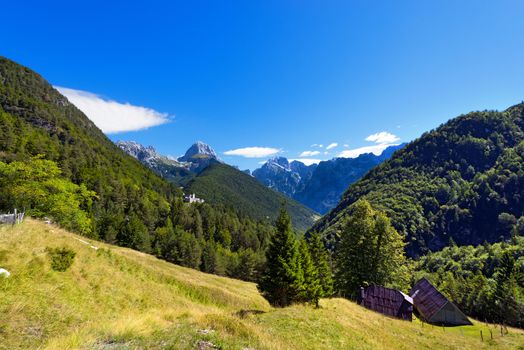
[258,206,302,307]
[308,232,334,298]
[298,238,323,307]
[334,199,407,298]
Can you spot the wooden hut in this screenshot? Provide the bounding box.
[410,277,472,326]
[357,285,413,321]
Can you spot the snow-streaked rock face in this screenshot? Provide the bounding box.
[253,145,404,214]
[117,140,193,183]
[117,140,223,184]
[117,141,164,167]
[253,157,317,197]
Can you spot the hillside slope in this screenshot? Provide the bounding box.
[1,220,523,350]
[0,57,280,282]
[0,56,178,238]
[312,104,524,256]
[186,163,319,231]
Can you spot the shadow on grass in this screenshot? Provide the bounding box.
[235,309,266,319]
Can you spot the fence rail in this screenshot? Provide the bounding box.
[0,209,25,225]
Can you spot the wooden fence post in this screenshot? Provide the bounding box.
[480,330,483,342]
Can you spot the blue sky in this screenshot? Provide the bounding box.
[3,0,524,170]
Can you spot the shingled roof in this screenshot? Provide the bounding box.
[410,277,472,326]
[358,284,413,321]
[410,277,448,320]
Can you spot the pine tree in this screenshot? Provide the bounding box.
[492,252,524,326]
[298,238,323,307]
[258,206,302,307]
[308,232,333,298]
[334,199,407,298]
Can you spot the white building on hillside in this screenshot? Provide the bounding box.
[184,193,205,204]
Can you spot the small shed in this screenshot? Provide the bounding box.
[357,284,413,321]
[410,277,472,326]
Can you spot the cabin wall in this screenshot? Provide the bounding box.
[428,302,472,326]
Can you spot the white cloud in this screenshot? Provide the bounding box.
[365,131,400,144]
[289,158,322,166]
[299,150,321,157]
[337,131,400,158]
[337,144,397,158]
[343,144,349,148]
[326,142,338,150]
[224,147,280,158]
[56,86,170,134]
[310,143,324,148]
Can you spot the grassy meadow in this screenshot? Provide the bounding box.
[0,219,522,349]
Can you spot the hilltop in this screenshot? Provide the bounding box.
[312,103,524,256]
[1,219,522,349]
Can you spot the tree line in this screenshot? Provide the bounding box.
[258,199,408,306]
[258,200,523,328]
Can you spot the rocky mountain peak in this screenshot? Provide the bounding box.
[179,141,219,162]
[116,140,159,163]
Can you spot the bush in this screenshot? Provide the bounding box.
[47,246,76,272]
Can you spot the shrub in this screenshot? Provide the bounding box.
[47,246,76,272]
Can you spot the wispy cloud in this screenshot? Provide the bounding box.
[299,150,321,157]
[56,87,170,134]
[326,142,338,150]
[311,144,324,148]
[365,131,400,144]
[338,144,395,158]
[224,147,280,158]
[338,131,400,158]
[289,158,322,166]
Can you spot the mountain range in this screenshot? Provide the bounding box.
[253,145,403,214]
[117,140,318,230]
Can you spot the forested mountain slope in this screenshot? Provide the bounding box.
[0,56,277,281]
[186,163,320,231]
[117,140,318,230]
[1,220,522,349]
[312,103,524,256]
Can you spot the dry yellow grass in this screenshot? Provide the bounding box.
[0,219,522,349]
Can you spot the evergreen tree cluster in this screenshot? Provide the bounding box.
[415,236,524,327]
[333,200,410,298]
[258,207,333,307]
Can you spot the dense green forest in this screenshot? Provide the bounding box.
[415,237,524,327]
[186,163,319,231]
[0,56,275,281]
[312,104,524,256]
